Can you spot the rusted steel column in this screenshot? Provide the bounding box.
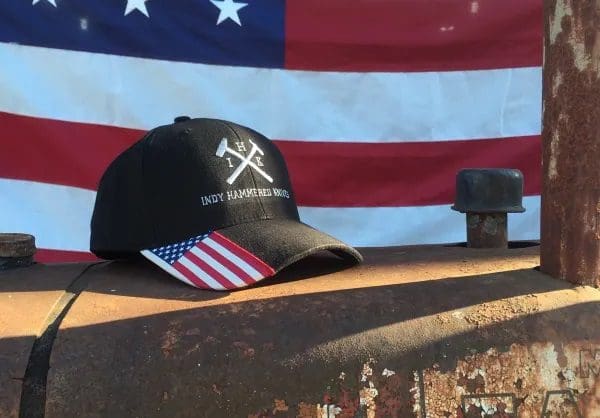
[0,233,36,270]
[452,169,525,248]
[541,1,600,287]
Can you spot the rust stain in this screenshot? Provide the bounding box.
[541,0,600,287]
[272,399,289,414]
[583,378,600,417]
[296,402,317,418]
[233,341,256,358]
[160,328,179,358]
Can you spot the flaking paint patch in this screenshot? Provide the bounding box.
[382,368,395,377]
[412,341,598,417]
[360,359,374,382]
[317,404,341,417]
[570,36,592,71]
[549,130,560,179]
[411,371,422,416]
[482,216,499,235]
[358,383,378,418]
[551,71,563,97]
[531,344,561,390]
[550,0,571,43]
[359,359,378,418]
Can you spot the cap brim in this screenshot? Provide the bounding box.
[141,219,362,290]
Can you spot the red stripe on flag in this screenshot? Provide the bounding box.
[197,241,256,286]
[34,248,100,263]
[278,136,541,207]
[184,249,237,290]
[1,111,140,191]
[285,0,542,72]
[210,232,275,277]
[1,112,541,207]
[173,261,212,289]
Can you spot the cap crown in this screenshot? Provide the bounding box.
[91,118,299,258]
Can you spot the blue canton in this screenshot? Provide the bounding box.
[151,233,209,264]
[2,0,285,69]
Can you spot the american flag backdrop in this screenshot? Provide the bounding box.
[0,0,542,262]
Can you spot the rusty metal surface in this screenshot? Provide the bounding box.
[541,0,600,287]
[0,263,94,418]
[30,244,599,417]
[466,213,508,249]
[0,233,36,270]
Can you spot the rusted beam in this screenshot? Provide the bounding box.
[541,1,600,287]
[2,245,599,417]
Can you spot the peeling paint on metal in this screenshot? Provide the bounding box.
[482,216,499,235]
[541,0,600,287]
[416,342,598,417]
[548,130,560,180]
[317,404,341,417]
[382,368,396,377]
[359,360,378,418]
[360,360,373,383]
[551,71,563,97]
[277,341,599,417]
[550,0,571,43]
[359,383,378,418]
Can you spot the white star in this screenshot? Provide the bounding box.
[124,0,149,17]
[32,0,57,7]
[210,0,248,26]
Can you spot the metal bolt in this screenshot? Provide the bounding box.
[451,169,525,249]
[0,233,36,270]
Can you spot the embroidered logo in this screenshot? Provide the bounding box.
[215,138,273,185]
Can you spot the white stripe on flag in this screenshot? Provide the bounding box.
[202,237,263,280]
[0,179,541,252]
[299,204,540,247]
[0,42,541,143]
[140,249,197,288]
[189,245,248,287]
[0,178,94,251]
[178,256,227,290]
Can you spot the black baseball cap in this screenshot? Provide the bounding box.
[90,117,362,290]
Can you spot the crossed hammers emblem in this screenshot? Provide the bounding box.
[216,138,274,185]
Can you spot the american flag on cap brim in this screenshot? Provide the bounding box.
[141,231,275,290]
